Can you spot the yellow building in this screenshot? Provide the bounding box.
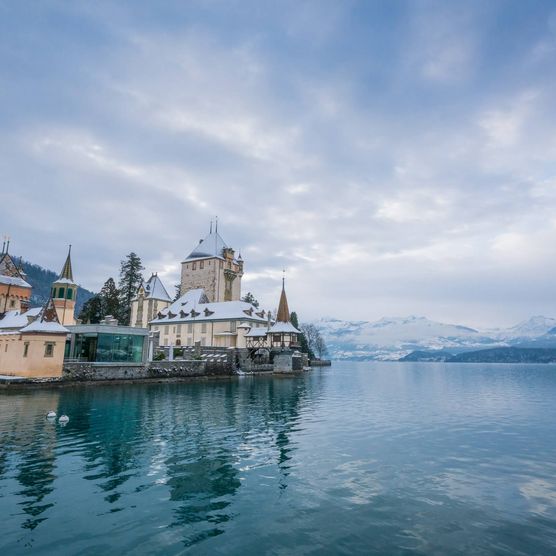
[0,298,69,378]
[0,243,76,378]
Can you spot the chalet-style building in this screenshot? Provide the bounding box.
[130,273,172,328]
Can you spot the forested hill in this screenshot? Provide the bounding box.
[18,258,95,314]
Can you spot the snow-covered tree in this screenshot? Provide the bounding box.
[241,292,259,307]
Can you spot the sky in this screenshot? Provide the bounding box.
[1,0,556,328]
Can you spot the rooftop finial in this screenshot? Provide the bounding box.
[282,268,286,288]
[5,236,10,254]
[210,220,213,234]
[215,216,218,233]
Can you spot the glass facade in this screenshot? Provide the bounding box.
[70,332,145,363]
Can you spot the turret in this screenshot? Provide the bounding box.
[51,245,77,326]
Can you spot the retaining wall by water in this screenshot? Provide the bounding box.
[63,359,232,382]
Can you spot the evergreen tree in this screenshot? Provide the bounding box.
[174,284,181,301]
[100,277,120,317]
[291,311,315,359]
[118,252,144,325]
[78,295,103,324]
[241,292,259,307]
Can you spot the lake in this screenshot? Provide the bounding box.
[1,362,556,555]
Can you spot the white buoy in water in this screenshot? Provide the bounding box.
[58,415,69,424]
[46,411,57,419]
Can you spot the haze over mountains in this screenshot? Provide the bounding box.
[316,315,556,361]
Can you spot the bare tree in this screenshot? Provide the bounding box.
[314,335,328,359]
[301,323,319,356]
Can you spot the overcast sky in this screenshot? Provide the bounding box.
[2,1,556,328]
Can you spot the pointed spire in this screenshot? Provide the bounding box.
[56,244,75,284]
[210,220,213,234]
[276,272,291,323]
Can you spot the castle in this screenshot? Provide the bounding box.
[131,225,300,350]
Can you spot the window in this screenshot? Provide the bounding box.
[200,260,204,269]
[173,326,176,334]
[192,263,197,270]
[176,339,181,346]
[164,325,169,335]
[187,323,193,333]
[187,336,193,345]
[58,287,65,298]
[67,288,73,300]
[230,321,237,333]
[201,323,207,333]
[10,299,15,308]
[201,337,206,346]
[44,342,55,357]
[23,342,29,357]
[177,324,182,335]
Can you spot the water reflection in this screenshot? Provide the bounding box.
[0,373,320,552]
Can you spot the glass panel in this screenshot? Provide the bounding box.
[67,288,73,300]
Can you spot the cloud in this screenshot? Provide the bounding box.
[1,1,556,327]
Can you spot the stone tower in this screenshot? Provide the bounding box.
[180,224,244,302]
[51,245,77,326]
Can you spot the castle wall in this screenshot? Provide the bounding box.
[0,332,66,377]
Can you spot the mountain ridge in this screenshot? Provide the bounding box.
[315,315,556,361]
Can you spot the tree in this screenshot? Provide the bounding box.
[300,323,319,359]
[100,277,120,317]
[173,284,181,301]
[314,334,328,359]
[118,252,144,325]
[241,292,259,308]
[78,295,103,324]
[291,312,315,359]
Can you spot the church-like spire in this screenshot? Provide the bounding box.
[276,273,291,323]
[59,245,74,282]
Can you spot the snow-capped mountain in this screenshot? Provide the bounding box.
[314,315,556,360]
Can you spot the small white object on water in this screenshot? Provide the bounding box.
[46,411,57,419]
[58,415,69,424]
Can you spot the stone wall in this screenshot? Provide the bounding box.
[63,359,233,381]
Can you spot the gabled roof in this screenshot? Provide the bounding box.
[20,298,68,334]
[0,251,29,285]
[150,288,265,325]
[185,230,228,261]
[269,321,300,334]
[142,274,172,302]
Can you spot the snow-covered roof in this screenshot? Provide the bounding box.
[268,321,300,334]
[0,275,31,288]
[150,288,266,325]
[53,277,77,286]
[141,274,172,302]
[0,308,41,330]
[20,298,68,335]
[185,230,229,261]
[21,320,69,334]
[245,328,269,337]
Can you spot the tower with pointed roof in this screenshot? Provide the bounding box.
[131,273,173,328]
[0,238,32,315]
[180,222,244,302]
[268,276,300,349]
[51,245,78,325]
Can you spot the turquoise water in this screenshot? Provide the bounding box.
[1,362,556,555]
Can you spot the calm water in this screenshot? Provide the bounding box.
[1,362,556,555]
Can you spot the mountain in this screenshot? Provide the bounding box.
[447,347,556,364]
[18,258,95,315]
[315,315,556,361]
